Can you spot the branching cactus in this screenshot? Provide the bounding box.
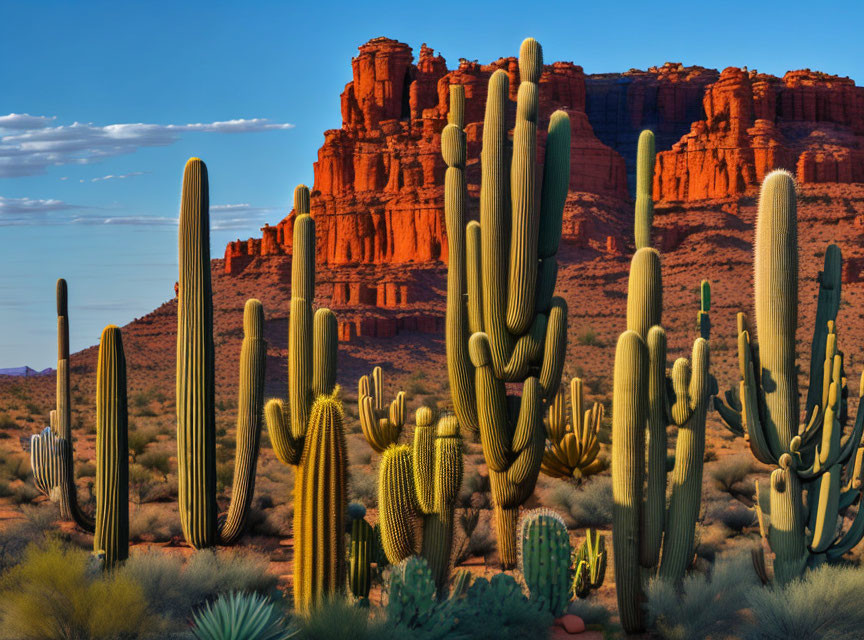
[377,409,464,590]
[518,509,571,616]
[714,169,864,583]
[93,326,129,567]
[611,131,712,634]
[444,38,570,568]
[30,279,96,532]
[541,377,605,483]
[176,157,267,549]
[358,366,406,452]
[261,182,344,611]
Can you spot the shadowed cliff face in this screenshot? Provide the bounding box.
[225,38,864,277]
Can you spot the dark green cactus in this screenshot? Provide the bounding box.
[349,517,373,600]
[571,529,606,599]
[611,132,712,633]
[293,392,347,614]
[444,37,571,568]
[697,280,711,340]
[93,325,129,567]
[518,509,571,615]
[715,170,864,583]
[176,157,267,548]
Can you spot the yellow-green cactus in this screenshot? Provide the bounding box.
[358,366,406,453]
[541,378,605,482]
[715,170,864,582]
[444,38,570,568]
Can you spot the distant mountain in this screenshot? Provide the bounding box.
[0,366,54,377]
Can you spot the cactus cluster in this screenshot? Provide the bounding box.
[541,377,605,483]
[443,37,570,568]
[715,170,864,583]
[358,366,405,452]
[259,182,345,613]
[611,129,712,633]
[518,509,571,615]
[176,157,267,549]
[377,409,463,590]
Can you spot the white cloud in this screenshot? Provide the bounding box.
[0,114,295,178]
[0,195,74,214]
[90,171,148,182]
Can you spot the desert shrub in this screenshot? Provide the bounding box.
[137,451,171,478]
[565,599,610,626]
[129,505,183,542]
[0,453,31,482]
[297,597,387,640]
[0,505,60,571]
[457,470,490,507]
[191,591,295,640]
[646,552,758,640]
[742,564,864,640]
[544,476,613,529]
[247,505,292,538]
[0,413,17,429]
[712,504,756,532]
[710,456,756,502]
[0,540,151,640]
[10,483,40,505]
[76,461,96,479]
[349,447,373,467]
[455,512,495,564]
[576,327,600,346]
[349,468,378,507]
[128,426,159,458]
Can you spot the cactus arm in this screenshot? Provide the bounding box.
[93,326,129,567]
[443,120,479,433]
[641,325,668,569]
[768,456,808,583]
[626,248,662,340]
[219,299,267,545]
[825,492,864,561]
[264,399,302,465]
[176,157,217,548]
[658,339,710,582]
[634,130,655,250]
[469,333,512,472]
[738,329,779,465]
[809,463,841,553]
[412,408,437,515]
[537,297,567,399]
[358,367,405,453]
[505,38,541,336]
[501,314,548,381]
[612,330,649,634]
[805,245,842,417]
[312,308,337,397]
[466,221,484,335]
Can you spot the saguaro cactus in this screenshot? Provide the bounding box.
[30,280,96,532]
[541,377,605,482]
[697,280,711,340]
[376,410,463,590]
[358,366,406,452]
[715,170,864,583]
[444,38,570,568]
[263,183,344,611]
[611,131,712,634]
[93,326,129,567]
[176,157,267,548]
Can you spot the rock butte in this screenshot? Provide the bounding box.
[220,36,864,339]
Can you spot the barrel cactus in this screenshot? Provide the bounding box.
[443,37,569,568]
[176,157,267,548]
[377,409,463,591]
[611,131,712,633]
[518,509,571,615]
[714,170,864,584]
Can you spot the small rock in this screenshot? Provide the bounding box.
[556,614,586,634]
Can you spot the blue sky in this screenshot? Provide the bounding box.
[2,0,861,369]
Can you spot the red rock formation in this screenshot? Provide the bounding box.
[654,68,864,201]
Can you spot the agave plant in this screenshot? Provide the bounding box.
[191,591,297,640]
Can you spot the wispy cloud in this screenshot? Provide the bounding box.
[90,171,148,182]
[0,114,295,178]
[0,195,74,214]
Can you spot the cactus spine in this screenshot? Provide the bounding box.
[377,411,463,591]
[293,392,347,614]
[93,326,129,567]
[612,131,712,633]
[518,509,571,615]
[263,183,344,611]
[715,170,864,582]
[541,377,605,482]
[444,38,570,568]
[176,157,267,548]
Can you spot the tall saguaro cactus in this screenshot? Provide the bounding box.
[715,170,864,583]
[176,157,267,549]
[93,326,129,567]
[611,130,712,634]
[444,38,570,568]
[263,184,344,611]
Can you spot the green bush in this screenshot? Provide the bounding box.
[137,451,171,478]
[646,553,758,640]
[297,598,388,640]
[192,591,296,640]
[0,505,60,571]
[0,541,151,639]
[743,564,864,640]
[544,477,613,529]
[128,426,159,458]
